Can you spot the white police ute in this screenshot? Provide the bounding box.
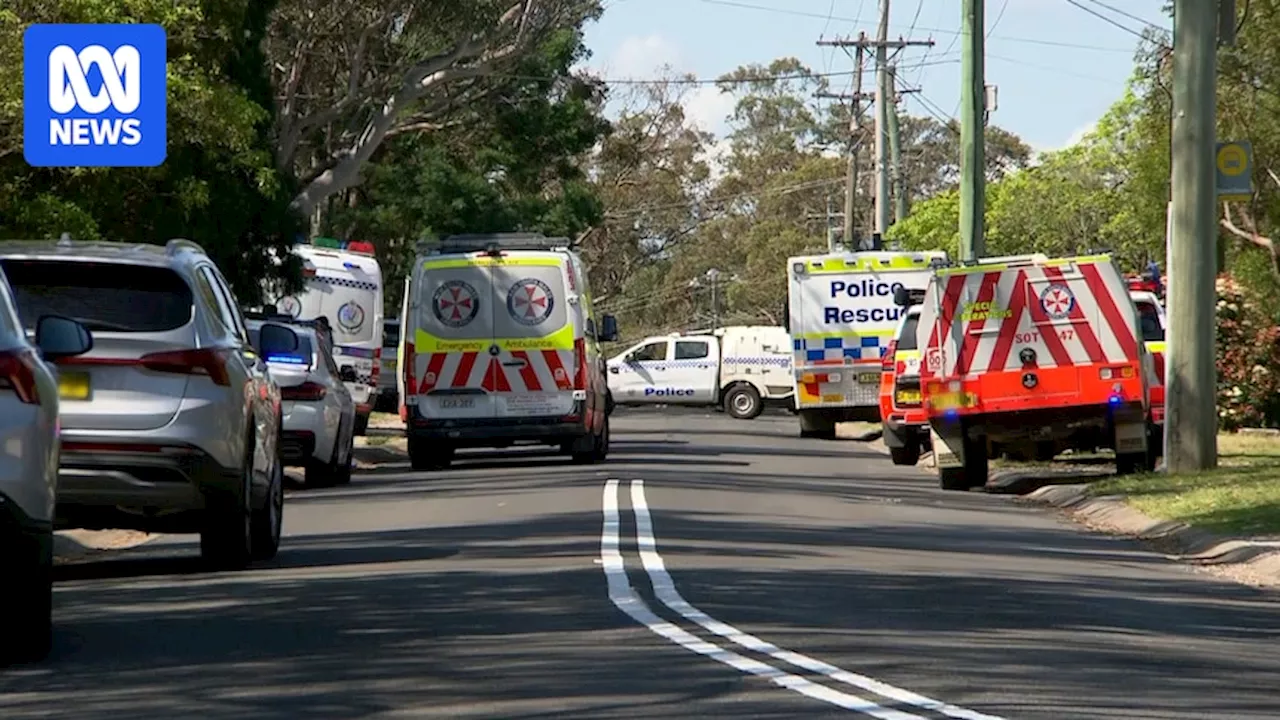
[606,326,793,420]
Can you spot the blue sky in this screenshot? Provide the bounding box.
[580,0,1170,153]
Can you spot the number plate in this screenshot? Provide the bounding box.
[857,372,879,384]
[895,389,921,405]
[439,397,476,409]
[930,391,978,410]
[58,371,90,400]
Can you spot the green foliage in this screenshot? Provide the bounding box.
[325,23,610,316]
[1217,277,1280,429]
[0,0,304,300]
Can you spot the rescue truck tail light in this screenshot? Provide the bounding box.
[1099,366,1136,380]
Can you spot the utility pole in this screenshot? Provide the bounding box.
[818,25,932,251]
[706,268,721,332]
[886,65,908,223]
[959,0,986,262]
[1164,0,1220,472]
[875,0,892,235]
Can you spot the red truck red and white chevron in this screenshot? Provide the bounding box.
[923,261,1140,378]
[415,349,576,393]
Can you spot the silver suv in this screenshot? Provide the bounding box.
[0,238,299,569]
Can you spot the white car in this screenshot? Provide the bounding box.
[248,316,356,487]
[0,267,93,663]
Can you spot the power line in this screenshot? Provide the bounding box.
[556,55,958,87]
[696,0,1139,53]
[1060,0,1149,41]
[1083,0,1170,33]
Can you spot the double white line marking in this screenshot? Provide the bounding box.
[601,479,1006,719]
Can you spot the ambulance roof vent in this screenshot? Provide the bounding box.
[435,233,574,255]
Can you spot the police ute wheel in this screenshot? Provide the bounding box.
[724,384,763,420]
[353,413,370,437]
[890,444,921,466]
[938,466,969,491]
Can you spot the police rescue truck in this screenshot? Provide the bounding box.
[786,250,948,438]
[909,253,1155,491]
[606,325,794,419]
[274,238,385,436]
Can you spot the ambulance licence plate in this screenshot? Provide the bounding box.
[58,371,90,400]
[439,397,475,409]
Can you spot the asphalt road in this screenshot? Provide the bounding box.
[4,408,1280,719]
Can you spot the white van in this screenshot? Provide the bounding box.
[607,325,793,419]
[402,233,618,470]
[275,240,384,435]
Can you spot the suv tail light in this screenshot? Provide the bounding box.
[140,348,232,386]
[281,381,327,401]
[573,338,587,390]
[0,348,41,404]
[881,340,897,372]
[371,348,381,384]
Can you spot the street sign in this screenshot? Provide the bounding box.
[1216,140,1253,202]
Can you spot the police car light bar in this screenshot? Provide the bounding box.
[435,233,575,255]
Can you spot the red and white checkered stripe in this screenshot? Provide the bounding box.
[920,259,1140,378]
[414,349,575,393]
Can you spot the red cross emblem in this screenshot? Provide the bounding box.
[1039,283,1075,319]
[507,278,554,325]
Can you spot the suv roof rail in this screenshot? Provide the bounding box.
[166,238,206,257]
[432,233,574,256]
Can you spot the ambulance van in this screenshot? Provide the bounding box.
[275,239,384,435]
[786,250,948,439]
[401,233,618,470]
[910,253,1155,491]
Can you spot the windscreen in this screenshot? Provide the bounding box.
[1136,301,1164,342]
[896,312,920,351]
[250,327,314,366]
[2,259,194,332]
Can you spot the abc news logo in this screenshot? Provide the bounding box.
[48,44,143,146]
[23,24,167,168]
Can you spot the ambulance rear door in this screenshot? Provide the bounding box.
[488,253,578,418]
[411,255,498,420]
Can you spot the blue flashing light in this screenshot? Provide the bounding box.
[343,261,358,269]
[267,355,307,365]
[944,408,960,422]
[1108,395,1123,406]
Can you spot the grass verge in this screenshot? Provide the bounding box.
[1091,433,1280,536]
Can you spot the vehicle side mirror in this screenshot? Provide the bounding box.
[258,322,300,357]
[893,286,912,308]
[339,366,358,383]
[598,314,618,342]
[35,315,93,360]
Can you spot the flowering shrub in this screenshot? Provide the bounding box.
[1216,275,1280,429]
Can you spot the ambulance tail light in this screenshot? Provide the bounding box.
[404,342,417,395]
[371,347,381,385]
[1099,366,1136,380]
[573,338,588,390]
[881,340,897,371]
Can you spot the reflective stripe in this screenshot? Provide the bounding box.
[421,257,563,270]
[798,252,946,274]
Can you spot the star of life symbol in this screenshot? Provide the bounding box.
[1039,283,1076,320]
[507,278,554,326]
[433,280,479,328]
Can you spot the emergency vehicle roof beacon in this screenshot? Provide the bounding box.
[912,253,1156,492]
[786,249,947,439]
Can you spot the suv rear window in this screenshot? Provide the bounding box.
[383,321,400,348]
[1136,302,1164,342]
[2,259,194,332]
[896,312,920,351]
